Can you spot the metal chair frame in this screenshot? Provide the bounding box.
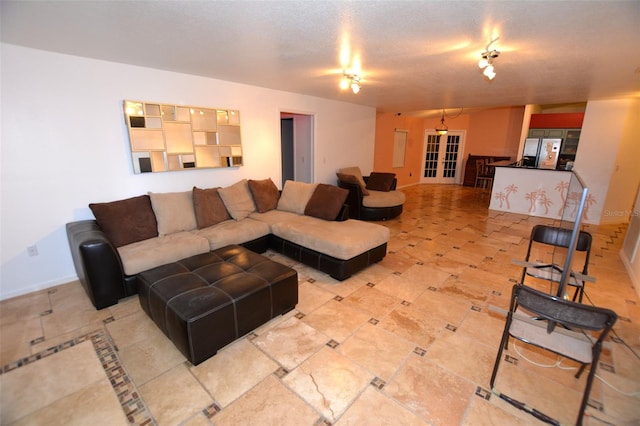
[490,284,617,425]
[520,224,593,302]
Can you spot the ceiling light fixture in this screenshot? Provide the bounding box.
[435,109,448,136]
[340,70,361,94]
[478,38,500,80]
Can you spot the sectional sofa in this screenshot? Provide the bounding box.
[66,178,390,310]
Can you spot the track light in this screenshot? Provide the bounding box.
[478,38,500,81]
[340,70,361,94]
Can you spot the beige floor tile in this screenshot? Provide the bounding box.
[252,316,328,371]
[296,281,336,315]
[0,341,106,424]
[107,295,141,319]
[30,324,105,354]
[338,323,414,381]
[0,317,42,365]
[302,299,370,342]
[373,272,430,303]
[11,380,127,426]
[341,285,402,319]
[190,338,278,407]
[117,330,186,385]
[385,356,475,425]
[282,346,373,422]
[105,310,165,350]
[462,395,537,425]
[379,304,448,350]
[41,307,112,339]
[412,288,473,325]
[424,330,497,386]
[139,363,213,425]
[180,412,214,426]
[214,375,320,425]
[490,356,584,425]
[335,386,427,425]
[0,290,50,327]
[456,309,506,348]
[47,281,95,314]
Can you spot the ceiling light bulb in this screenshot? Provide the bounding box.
[340,76,350,90]
[478,58,489,69]
[483,65,496,80]
[351,82,360,94]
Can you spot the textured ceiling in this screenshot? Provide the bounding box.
[2,1,639,115]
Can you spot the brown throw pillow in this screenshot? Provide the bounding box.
[304,184,349,221]
[192,187,231,229]
[89,195,158,247]
[248,178,280,213]
[336,172,369,196]
[366,172,396,192]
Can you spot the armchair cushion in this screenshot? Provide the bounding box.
[89,195,158,247]
[304,183,349,221]
[192,187,231,229]
[248,178,280,213]
[366,172,396,192]
[339,166,369,195]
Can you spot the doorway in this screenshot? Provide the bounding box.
[280,112,314,186]
[420,130,465,184]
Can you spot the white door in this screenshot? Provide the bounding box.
[420,130,465,184]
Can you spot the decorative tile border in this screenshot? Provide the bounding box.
[0,329,156,425]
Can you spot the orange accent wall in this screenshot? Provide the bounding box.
[374,106,525,187]
[529,113,584,128]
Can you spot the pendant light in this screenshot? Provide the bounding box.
[435,109,448,136]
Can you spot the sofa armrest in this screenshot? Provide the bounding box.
[337,179,364,219]
[66,220,126,310]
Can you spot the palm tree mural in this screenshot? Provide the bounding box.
[565,191,580,218]
[537,191,553,215]
[494,192,507,208]
[583,193,597,220]
[504,184,518,209]
[525,191,538,212]
[555,180,570,216]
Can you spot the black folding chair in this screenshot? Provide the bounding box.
[519,224,593,302]
[490,284,617,425]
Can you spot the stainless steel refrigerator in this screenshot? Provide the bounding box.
[523,138,562,169]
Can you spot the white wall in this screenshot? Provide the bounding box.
[574,98,640,224]
[0,43,376,300]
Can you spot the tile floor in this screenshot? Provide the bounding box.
[1,184,639,425]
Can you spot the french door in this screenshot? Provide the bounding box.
[420,130,465,184]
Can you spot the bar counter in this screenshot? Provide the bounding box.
[488,164,572,219]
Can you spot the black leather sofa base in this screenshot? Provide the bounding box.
[137,245,298,365]
[269,235,387,281]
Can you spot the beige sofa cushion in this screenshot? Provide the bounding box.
[117,231,210,275]
[277,180,318,214]
[362,190,406,208]
[271,217,389,260]
[149,191,197,236]
[193,218,271,250]
[249,210,302,228]
[218,179,257,220]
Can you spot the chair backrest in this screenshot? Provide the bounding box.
[475,159,487,176]
[530,224,592,252]
[514,284,616,332]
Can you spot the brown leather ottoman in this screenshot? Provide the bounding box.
[137,245,298,365]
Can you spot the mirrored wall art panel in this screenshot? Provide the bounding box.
[124,100,243,173]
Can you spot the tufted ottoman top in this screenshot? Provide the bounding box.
[136,245,298,364]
